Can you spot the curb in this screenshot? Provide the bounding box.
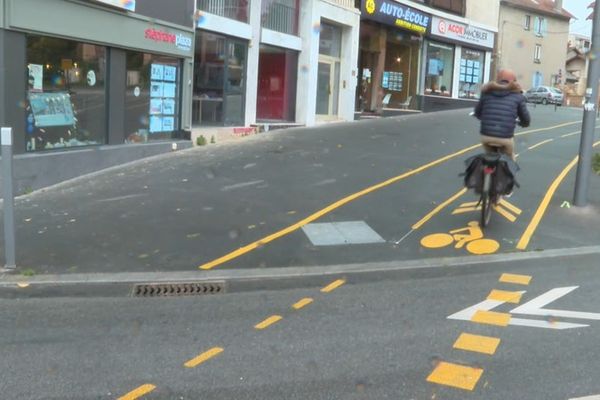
[1,245,600,299]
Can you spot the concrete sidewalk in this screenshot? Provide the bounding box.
[1,106,599,297]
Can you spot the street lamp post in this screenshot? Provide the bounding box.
[574,0,600,206]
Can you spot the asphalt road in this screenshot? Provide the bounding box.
[3,105,600,276]
[2,253,600,399]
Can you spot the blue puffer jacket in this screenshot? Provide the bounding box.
[474,81,531,138]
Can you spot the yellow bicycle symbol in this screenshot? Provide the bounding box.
[420,221,500,255]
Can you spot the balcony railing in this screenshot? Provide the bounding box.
[262,1,298,35]
[327,0,355,8]
[197,0,249,22]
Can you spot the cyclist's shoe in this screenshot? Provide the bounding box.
[504,190,514,198]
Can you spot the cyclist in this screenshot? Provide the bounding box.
[473,69,531,161]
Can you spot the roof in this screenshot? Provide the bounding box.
[501,0,575,20]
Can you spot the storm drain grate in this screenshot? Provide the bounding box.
[132,282,225,297]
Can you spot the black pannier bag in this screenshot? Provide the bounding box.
[461,154,520,195]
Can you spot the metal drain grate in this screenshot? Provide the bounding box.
[132,282,225,297]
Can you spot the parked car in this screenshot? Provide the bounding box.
[525,86,564,105]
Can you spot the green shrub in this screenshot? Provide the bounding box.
[593,153,600,175]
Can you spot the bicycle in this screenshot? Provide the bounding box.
[479,145,502,229]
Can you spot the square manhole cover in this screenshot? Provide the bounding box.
[302,221,385,246]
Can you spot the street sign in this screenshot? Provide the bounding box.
[448,286,597,330]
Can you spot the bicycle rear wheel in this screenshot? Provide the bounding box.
[480,174,492,228]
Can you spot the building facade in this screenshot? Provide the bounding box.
[568,33,591,53]
[192,0,360,129]
[497,0,573,90]
[0,0,196,193]
[357,0,497,114]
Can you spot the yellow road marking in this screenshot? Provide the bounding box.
[426,361,484,391]
[321,279,346,293]
[452,206,482,214]
[561,131,580,138]
[499,273,532,285]
[465,238,500,255]
[458,201,480,207]
[516,140,600,250]
[487,289,523,304]
[117,384,156,400]
[516,156,577,249]
[184,347,224,368]
[493,205,517,222]
[292,298,314,310]
[198,121,579,270]
[255,315,283,330]
[412,188,468,229]
[453,333,501,355]
[471,310,511,326]
[514,121,579,136]
[528,138,554,150]
[420,233,454,248]
[498,199,522,215]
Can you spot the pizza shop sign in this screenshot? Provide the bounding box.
[431,16,494,49]
[144,28,192,52]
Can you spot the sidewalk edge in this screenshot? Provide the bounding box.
[1,245,599,298]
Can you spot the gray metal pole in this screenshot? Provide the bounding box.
[1,127,16,269]
[574,0,600,207]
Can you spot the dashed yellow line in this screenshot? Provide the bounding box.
[487,289,523,304]
[321,279,346,293]
[471,310,511,326]
[292,298,314,310]
[499,273,532,285]
[453,333,501,355]
[528,138,554,150]
[255,315,283,330]
[184,347,224,368]
[117,384,156,400]
[427,361,484,391]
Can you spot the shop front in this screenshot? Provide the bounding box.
[0,0,194,193]
[358,0,431,112]
[357,0,495,113]
[420,15,495,111]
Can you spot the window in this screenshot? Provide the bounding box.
[424,0,465,16]
[319,23,342,58]
[534,16,547,37]
[261,0,300,36]
[193,32,248,126]
[197,0,248,22]
[458,48,484,99]
[524,15,531,30]
[534,44,542,63]
[532,71,543,87]
[26,35,106,152]
[425,40,454,97]
[125,52,181,143]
